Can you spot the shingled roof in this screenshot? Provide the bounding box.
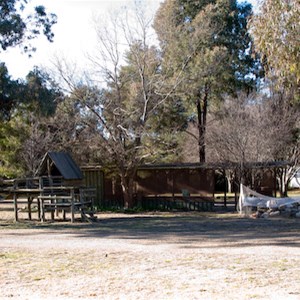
[37,152,83,180]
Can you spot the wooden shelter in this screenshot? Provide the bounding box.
[37,152,83,187]
[82,161,288,211]
[0,152,96,222]
[135,163,215,210]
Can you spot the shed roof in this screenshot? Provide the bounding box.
[137,161,289,170]
[38,152,83,180]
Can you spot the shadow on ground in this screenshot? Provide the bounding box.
[2,212,299,248]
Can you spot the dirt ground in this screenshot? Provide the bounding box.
[1,210,300,300]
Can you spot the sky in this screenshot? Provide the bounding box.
[1,0,162,79]
[1,0,258,80]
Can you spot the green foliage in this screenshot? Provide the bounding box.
[0,0,57,54]
[0,62,27,121]
[0,67,63,177]
[23,67,62,116]
[156,0,259,97]
[250,0,300,101]
[0,64,60,122]
[154,0,261,162]
[0,114,27,177]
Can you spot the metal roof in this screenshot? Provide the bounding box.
[38,152,83,180]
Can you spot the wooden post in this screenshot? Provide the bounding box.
[234,169,238,210]
[13,192,18,222]
[223,169,227,208]
[28,196,32,221]
[51,196,55,220]
[71,189,75,223]
[56,195,60,218]
[37,197,41,220]
[40,198,45,222]
[234,190,238,210]
[80,189,84,222]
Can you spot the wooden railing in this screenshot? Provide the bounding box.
[0,177,96,222]
[141,195,214,211]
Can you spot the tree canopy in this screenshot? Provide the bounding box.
[0,66,63,177]
[154,0,261,162]
[0,62,21,120]
[0,0,57,54]
[250,0,300,99]
[0,1,58,177]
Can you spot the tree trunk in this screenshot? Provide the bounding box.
[277,168,289,197]
[196,85,209,163]
[120,171,136,209]
[225,169,234,193]
[226,176,232,194]
[120,137,141,209]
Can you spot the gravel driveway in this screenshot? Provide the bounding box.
[1,212,300,299]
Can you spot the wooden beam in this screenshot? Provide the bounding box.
[13,192,18,222]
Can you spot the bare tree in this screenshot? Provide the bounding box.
[208,94,272,164]
[206,92,300,195]
[266,92,300,196]
[20,116,53,177]
[54,3,188,208]
[19,97,94,176]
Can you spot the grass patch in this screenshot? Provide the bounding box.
[0,251,24,260]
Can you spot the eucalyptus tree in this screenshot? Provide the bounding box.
[0,0,57,119]
[249,0,300,193]
[249,0,300,101]
[154,0,261,162]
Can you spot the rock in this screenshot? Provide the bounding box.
[261,212,270,218]
[269,211,280,217]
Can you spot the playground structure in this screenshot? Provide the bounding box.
[0,176,96,222]
[0,152,96,222]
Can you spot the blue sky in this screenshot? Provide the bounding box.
[0,0,258,80]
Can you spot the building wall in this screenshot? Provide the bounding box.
[136,168,215,197]
[82,168,104,206]
[82,164,280,207]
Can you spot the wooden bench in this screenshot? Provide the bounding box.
[38,188,97,222]
[38,195,77,222]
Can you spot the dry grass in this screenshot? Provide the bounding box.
[1,210,300,299]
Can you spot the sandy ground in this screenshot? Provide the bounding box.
[1,210,300,300]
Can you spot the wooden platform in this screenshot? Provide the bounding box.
[0,177,96,222]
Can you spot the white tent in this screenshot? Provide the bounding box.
[238,184,300,215]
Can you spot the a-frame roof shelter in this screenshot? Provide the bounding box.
[37,152,83,180]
